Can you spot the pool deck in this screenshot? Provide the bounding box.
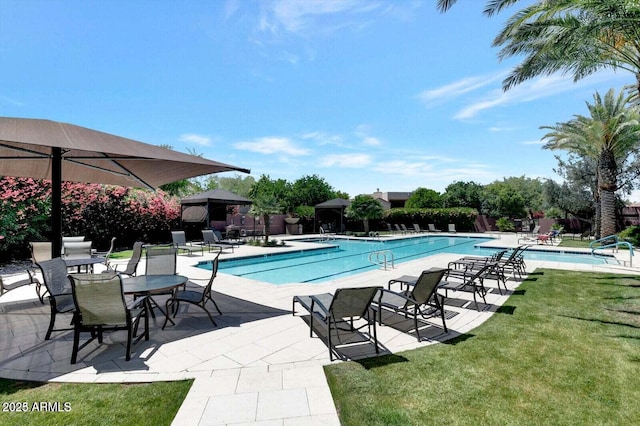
[1,232,638,425]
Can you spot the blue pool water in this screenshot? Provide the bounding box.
[198,235,614,285]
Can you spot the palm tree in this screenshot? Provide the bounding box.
[248,193,281,245]
[438,1,640,97]
[541,88,640,238]
[345,195,384,234]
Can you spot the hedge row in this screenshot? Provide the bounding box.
[385,207,478,231]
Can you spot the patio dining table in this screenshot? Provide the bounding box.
[123,274,188,326]
[64,256,106,273]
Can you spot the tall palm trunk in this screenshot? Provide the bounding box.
[598,149,618,238]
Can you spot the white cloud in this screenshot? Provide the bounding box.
[354,124,382,146]
[301,131,346,146]
[417,71,506,106]
[262,0,386,35]
[320,153,371,167]
[453,70,629,120]
[234,136,311,156]
[179,133,211,146]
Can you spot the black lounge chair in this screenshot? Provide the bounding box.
[201,230,231,253]
[439,263,492,311]
[428,223,441,232]
[163,248,222,329]
[69,272,149,364]
[293,286,382,361]
[35,258,76,340]
[171,231,204,256]
[375,268,448,341]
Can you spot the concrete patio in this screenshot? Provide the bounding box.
[1,232,638,425]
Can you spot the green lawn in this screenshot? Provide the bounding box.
[0,379,192,425]
[325,269,640,425]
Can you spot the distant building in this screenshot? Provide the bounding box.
[371,189,412,209]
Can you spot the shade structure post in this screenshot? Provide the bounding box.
[51,147,62,258]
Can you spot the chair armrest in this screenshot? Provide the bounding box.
[127,295,148,310]
[310,294,331,315]
[377,288,416,307]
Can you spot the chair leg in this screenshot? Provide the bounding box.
[71,326,80,364]
[45,302,56,340]
[162,299,174,330]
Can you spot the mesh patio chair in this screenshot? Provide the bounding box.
[428,224,441,232]
[111,241,143,277]
[163,248,222,329]
[212,230,238,252]
[63,241,94,272]
[145,245,177,275]
[68,272,149,364]
[375,268,448,341]
[293,286,382,361]
[439,263,492,311]
[144,245,178,316]
[95,237,116,268]
[30,241,52,265]
[201,230,229,253]
[35,258,76,340]
[0,269,43,303]
[171,230,203,256]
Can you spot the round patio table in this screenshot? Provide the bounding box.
[123,274,188,327]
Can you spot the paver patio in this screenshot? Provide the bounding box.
[1,232,637,425]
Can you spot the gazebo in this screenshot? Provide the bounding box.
[180,189,252,238]
[314,198,351,233]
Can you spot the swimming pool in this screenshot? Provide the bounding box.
[198,235,615,285]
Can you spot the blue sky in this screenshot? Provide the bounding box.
[0,0,634,199]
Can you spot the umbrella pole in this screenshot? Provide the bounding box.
[51,147,62,258]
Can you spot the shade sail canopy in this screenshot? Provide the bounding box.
[181,188,252,206]
[0,117,251,257]
[181,206,209,223]
[0,117,250,188]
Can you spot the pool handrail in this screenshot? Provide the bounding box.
[590,235,634,266]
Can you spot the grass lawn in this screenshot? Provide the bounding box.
[0,379,192,425]
[325,269,640,425]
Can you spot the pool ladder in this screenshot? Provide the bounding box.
[369,250,395,270]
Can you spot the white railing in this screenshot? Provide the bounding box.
[368,250,395,270]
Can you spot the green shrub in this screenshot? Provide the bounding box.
[618,225,640,247]
[496,217,515,232]
[385,207,477,231]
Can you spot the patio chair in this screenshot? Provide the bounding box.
[35,258,76,340]
[0,269,43,303]
[111,241,143,277]
[171,230,203,256]
[448,224,457,233]
[145,245,177,275]
[163,248,222,329]
[292,286,382,361]
[63,241,94,272]
[394,224,405,234]
[400,224,413,234]
[439,263,492,311]
[375,268,448,341]
[428,224,441,232]
[201,230,230,253]
[413,224,426,233]
[68,272,149,364]
[144,245,179,315]
[212,230,239,252]
[30,241,52,266]
[94,237,116,268]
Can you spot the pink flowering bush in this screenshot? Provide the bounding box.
[0,177,180,263]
